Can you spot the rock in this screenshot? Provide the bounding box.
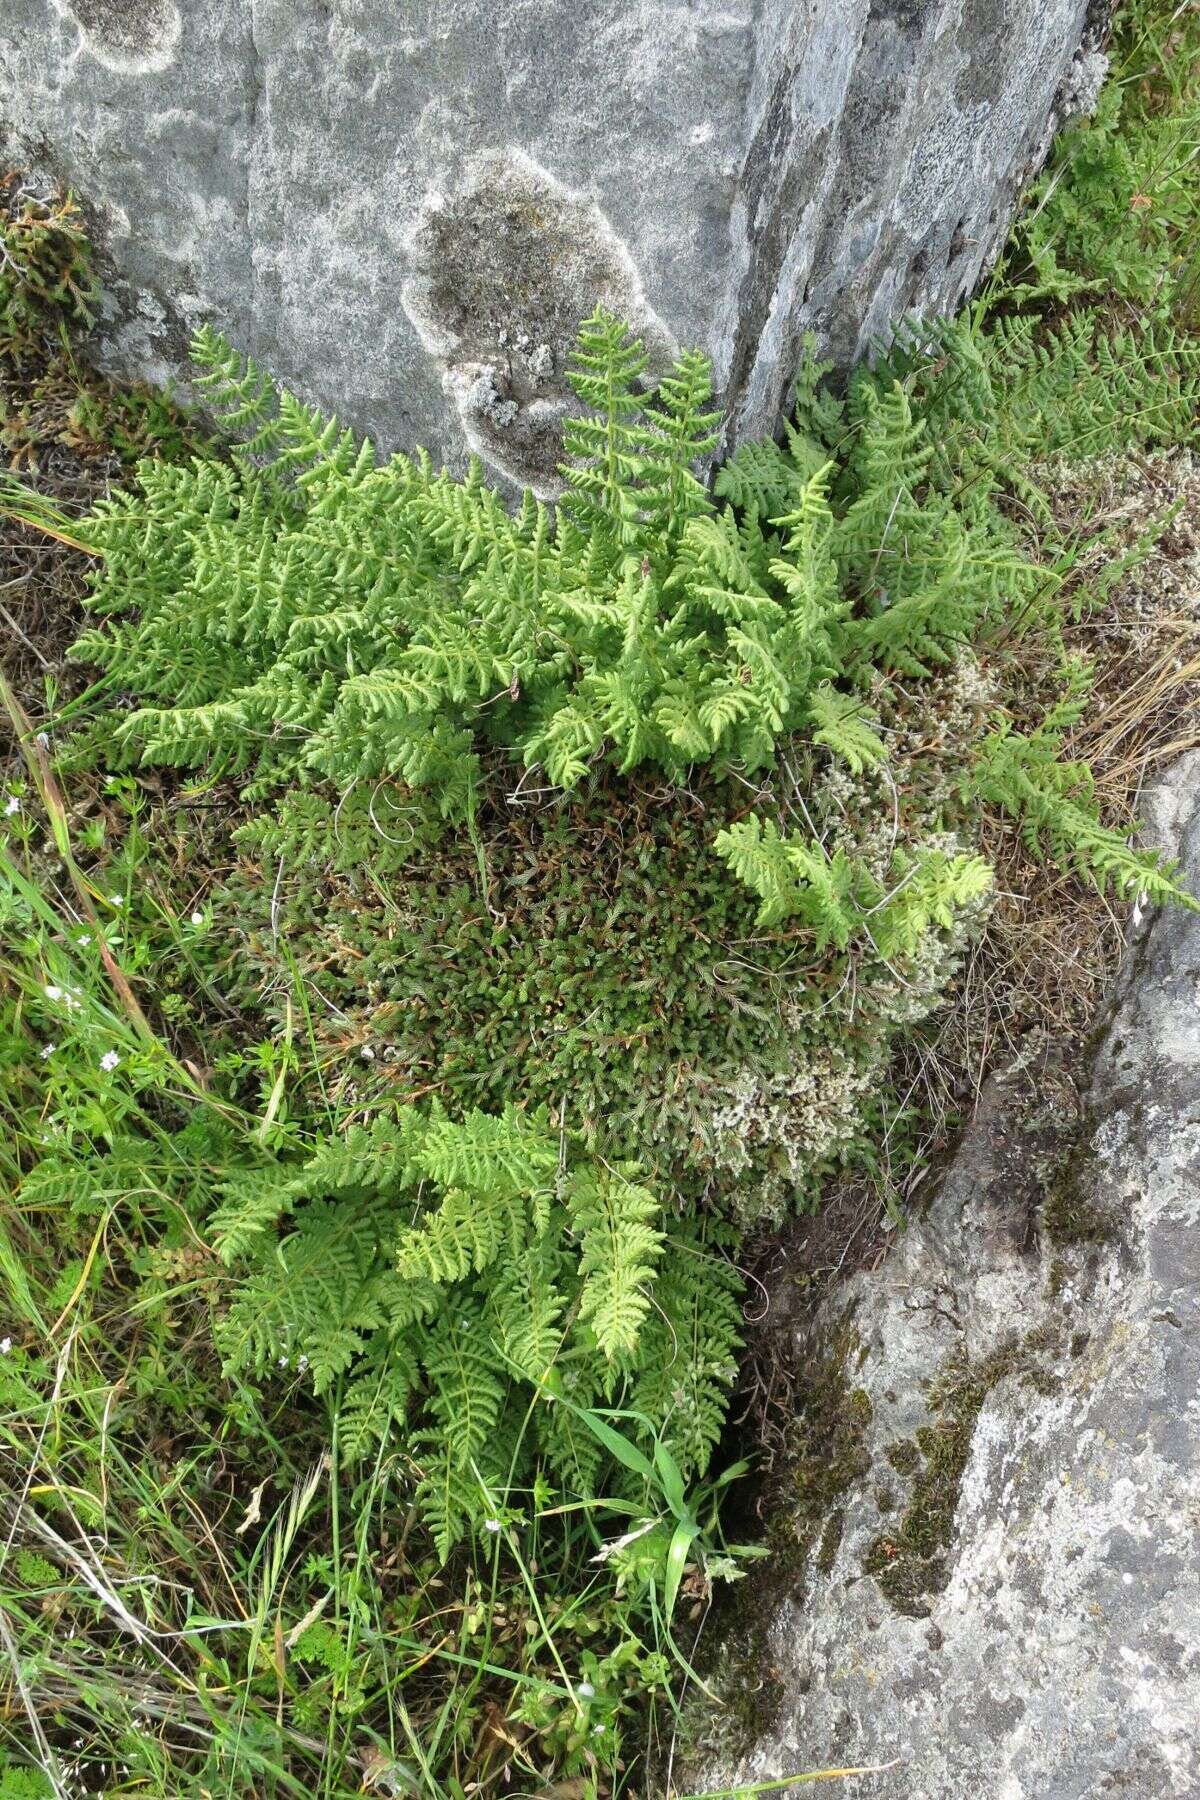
[3,0,1104,491]
[688,753,1200,1798]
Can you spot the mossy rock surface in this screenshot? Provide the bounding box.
[685,755,1200,1799]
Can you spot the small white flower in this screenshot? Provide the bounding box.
[592,1724,605,1737]
[44,983,62,1000]
[296,1353,309,1373]
[1132,890,1149,930]
[109,893,124,906]
[277,1355,289,1369]
[190,910,204,926]
[40,1043,55,1060]
[77,933,91,947]
[4,795,19,815]
[360,1045,376,1061]
[483,1518,502,1534]
[577,1680,596,1699]
[99,1050,120,1073]
[0,1338,12,1355]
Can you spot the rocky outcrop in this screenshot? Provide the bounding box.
[3,1,1103,490]
[689,754,1200,1798]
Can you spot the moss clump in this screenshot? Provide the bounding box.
[213,770,952,1221]
[847,1386,873,1425]
[1040,1148,1120,1248]
[680,1315,873,1767]
[885,1437,922,1477]
[866,1329,1062,1617]
[815,1508,846,1575]
[769,1314,874,1582]
[0,171,200,473]
[0,173,96,362]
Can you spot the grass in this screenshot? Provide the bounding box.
[4,5,1200,1794]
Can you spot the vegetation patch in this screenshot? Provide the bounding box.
[1040,1144,1122,1248]
[764,1315,874,1588]
[2,6,1200,1791]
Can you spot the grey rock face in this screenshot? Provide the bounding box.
[4,0,1099,490]
[689,756,1200,1799]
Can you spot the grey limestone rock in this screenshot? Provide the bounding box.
[4,0,1103,491]
[687,754,1200,1797]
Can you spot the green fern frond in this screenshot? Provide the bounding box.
[628,1220,742,1480]
[806,683,888,775]
[568,1165,663,1362]
[972,717,1195,907]
[713,815,867,946]
[868,848,993,962]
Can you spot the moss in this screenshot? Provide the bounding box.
[848,1386,874,1425]
[784,1315,874,1575]
[681,1623,788,1770]
[886,1437,922,1477]
[681,1313,876,1767]
[0,171,201,471]
[816,1508,846,1575]
[1040,1147,1120,1248]
[866,1328,1062,1618]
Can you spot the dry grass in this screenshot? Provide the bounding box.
[925,447,1200,1116]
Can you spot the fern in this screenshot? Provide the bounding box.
[715,816,993,959]
[198,1100,738,1557]
[191,323,285,458]
[568,1165,664,1363]
[413,1298,509,1558]
[48,319,848,810]
[806,683,887,775]
[65,300,1196,915]
[868,848,993,962]
[413,1098,557,1197]
[972,715,1193,907]
[628,1220,743,1480]
[215,1193,404,1393]
[396,1183,535,1283]
[712,816,869,945]
[485,1234,570,1384]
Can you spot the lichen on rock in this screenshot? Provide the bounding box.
[59,0,181,73]
[402,147,676,494]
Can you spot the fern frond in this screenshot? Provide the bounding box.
[868,848,993,961]
[414,1101,557,1198]
[713,815,869,947]
[972,717,1195,906]
[567,1166,663,1362]
[806,683,887,775]
[628,1220,743,1480]
[485,1232,569,1383]
[191,325,284,458]
[415,1302,508,1556]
